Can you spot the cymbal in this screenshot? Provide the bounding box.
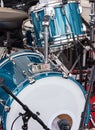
[0,7,28,22]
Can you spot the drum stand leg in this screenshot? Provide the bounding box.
[49,52,70,76]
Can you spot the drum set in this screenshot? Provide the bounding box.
[0,0,95,130]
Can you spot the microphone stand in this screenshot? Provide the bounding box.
[0,78,50,130]
[78,65,95,130]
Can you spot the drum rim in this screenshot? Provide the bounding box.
[0,51,44,67]
[29,2,63,13]
[29,1,79,13]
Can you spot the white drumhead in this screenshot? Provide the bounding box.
[6,76,86,130]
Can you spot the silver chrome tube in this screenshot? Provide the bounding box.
[44,26,49,64]
[90,3,95,42]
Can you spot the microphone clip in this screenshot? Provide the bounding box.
[19,112,31,130]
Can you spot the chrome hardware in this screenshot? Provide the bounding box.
[6,54,16,65]
[23,71,35,84]
[49,53,70,76]
[44,6,55,19]
[0,99,10,112]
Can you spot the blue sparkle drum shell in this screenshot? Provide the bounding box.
[30,1,85,48]
[64,2,83,36]
[0,51,90,130]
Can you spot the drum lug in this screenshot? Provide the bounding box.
[0,99,10,112]
[62,73,68,79]
[23,71,35,84]
[29,77,35,84]
[6,54,16,65]
[4,105,10,112]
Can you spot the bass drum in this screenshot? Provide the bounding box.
[0,50,90,130]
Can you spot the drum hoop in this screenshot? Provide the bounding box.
[49,34,87,52]
[49,34,86,45]
[0,51,44,66]
[50,34,86,40]
[6,71,86,104]
[29,0,79,13]
[67,1,79,3]
[29,2,63,13]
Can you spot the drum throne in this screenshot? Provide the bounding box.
[0,7,28,54]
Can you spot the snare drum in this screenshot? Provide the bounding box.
[0,50,90,130]
[30,1,85,49]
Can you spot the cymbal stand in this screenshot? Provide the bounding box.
[89,2,95,43]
